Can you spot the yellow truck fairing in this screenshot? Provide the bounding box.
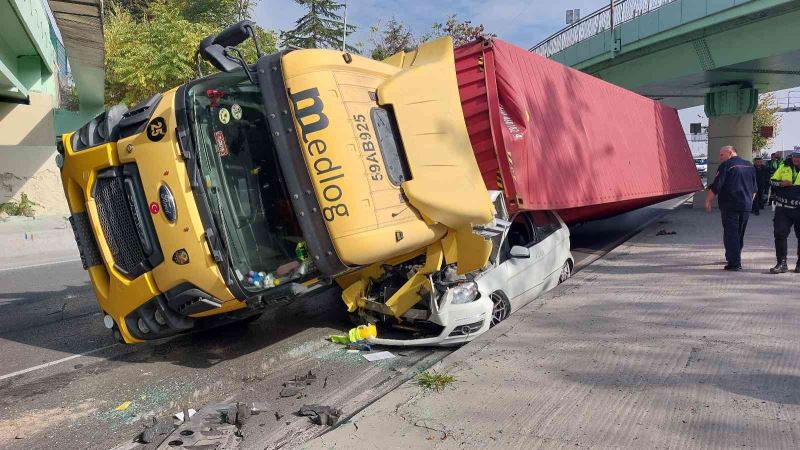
[283,37,493,270]
[280,37,494,317]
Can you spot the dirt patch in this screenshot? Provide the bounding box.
[0,400,97,445]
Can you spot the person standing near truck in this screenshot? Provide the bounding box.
[705,145,757,271]
[768,152,783,206]
[752,157,770,216]
[768,151,800,274]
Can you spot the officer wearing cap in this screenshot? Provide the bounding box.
[769,150,800,273]
[753,156,770,216]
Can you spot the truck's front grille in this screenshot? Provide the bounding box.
[93,165,163,278]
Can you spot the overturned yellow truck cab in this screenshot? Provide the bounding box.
[57,20,494,343]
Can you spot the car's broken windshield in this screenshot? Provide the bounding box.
[187,71,313,291]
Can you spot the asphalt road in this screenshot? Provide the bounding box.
[0,197,687,449]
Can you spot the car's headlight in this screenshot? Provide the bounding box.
[449,282,479,305]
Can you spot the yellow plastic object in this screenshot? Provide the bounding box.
[114,401,132,411]
[329,324,377,344]
[351,324,377,341]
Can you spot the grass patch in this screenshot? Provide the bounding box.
[0,193,38,217]
[414,370,455,392]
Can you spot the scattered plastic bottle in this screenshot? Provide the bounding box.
[295,241,309,261]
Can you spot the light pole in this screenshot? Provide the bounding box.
[610,0,615,30]
[342,0,348,51]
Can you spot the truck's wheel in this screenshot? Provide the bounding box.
[558,261,572,284]
[490,291,510,327]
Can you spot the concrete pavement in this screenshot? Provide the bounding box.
[0,215,78,271]
[309,205,800,449]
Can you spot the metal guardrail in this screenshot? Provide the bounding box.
[776,90,800,112]
[530,0,678,57]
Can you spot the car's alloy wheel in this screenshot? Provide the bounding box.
[490,292,510,327]
[558,261,572,284]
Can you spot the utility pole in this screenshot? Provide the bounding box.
[342,0,348,51]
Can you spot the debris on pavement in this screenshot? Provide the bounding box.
[138,417,176,445]
[279,386,302,397]
[280,370,317,397]
[297,404,342,426]
[656,229,677,236]
[363,351,396,362]
[249,401,270,415]
[173,408,196,422]
[345,340,372,352]
[115,401,132,411]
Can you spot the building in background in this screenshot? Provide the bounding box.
[0,0,103,215]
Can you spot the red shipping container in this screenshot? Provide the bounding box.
[454,38,702,223]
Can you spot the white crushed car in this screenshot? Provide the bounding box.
[366,205,573,347]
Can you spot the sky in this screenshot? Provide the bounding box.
[254,0,800,157]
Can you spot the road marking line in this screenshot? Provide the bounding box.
[0,258,82,273]
[0,344,117,381]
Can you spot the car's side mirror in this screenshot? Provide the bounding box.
[509,245,530,258]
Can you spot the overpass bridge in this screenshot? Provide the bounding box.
[531,0,800,177]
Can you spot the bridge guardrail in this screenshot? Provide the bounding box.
[530,0,678,57]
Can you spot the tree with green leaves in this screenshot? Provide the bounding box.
[108,0,254,25]
[104,0,276,106]
[369,18,415,60]
[422,15,495,47]
[753,93,782,154]
[280,0,356,51]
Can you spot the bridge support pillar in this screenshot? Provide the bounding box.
[694,86,757,208]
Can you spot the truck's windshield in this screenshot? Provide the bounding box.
[187,72,312,292]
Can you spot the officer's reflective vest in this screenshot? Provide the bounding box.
[771,162,800,207]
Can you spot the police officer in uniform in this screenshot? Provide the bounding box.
[769,151,800,273]
[768,152,783,206]
[753,156,770,216]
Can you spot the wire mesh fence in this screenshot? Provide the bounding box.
[530,0,678,57]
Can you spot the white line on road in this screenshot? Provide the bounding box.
[0,343,117,381]
[0,257,82,273]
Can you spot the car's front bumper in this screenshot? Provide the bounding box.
[367,296,493,347]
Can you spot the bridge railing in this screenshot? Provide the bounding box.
[530,0,678,57]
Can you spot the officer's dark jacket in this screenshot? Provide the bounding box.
[755,165,771,191]
[709,156,757,211]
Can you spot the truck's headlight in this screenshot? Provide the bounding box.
[449,282,479,305]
